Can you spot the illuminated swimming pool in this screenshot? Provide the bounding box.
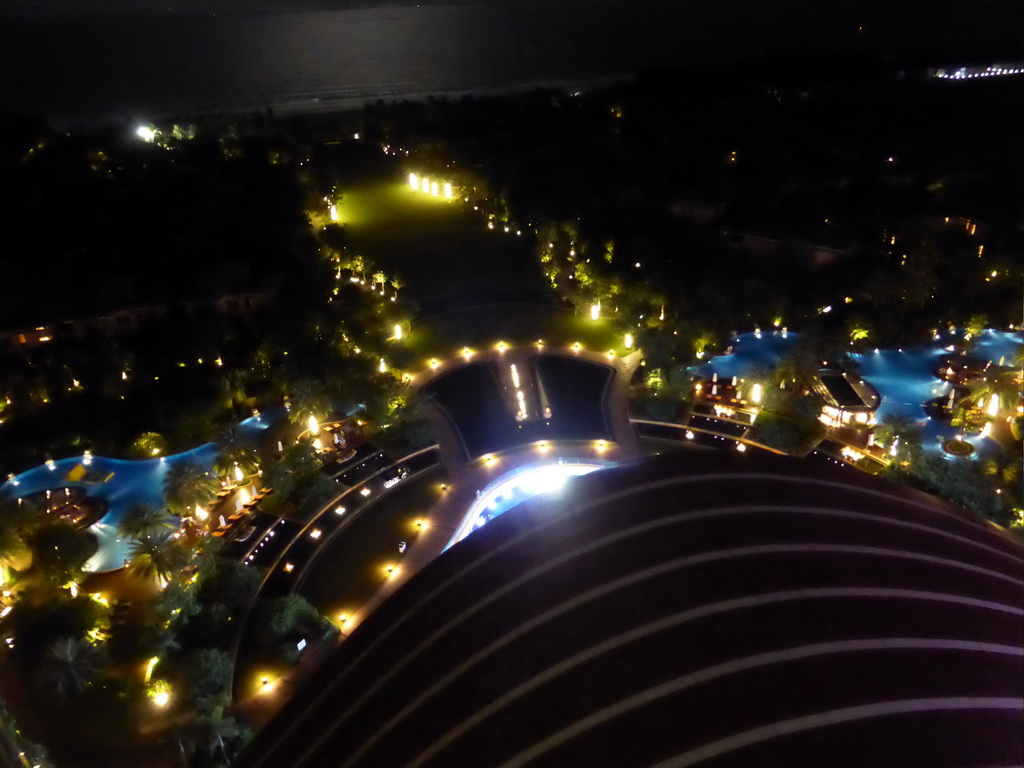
[0,411,277,573]
[446,460,611,549]
[692,328,1022,461]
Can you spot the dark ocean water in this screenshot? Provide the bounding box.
[0,0,1017,124]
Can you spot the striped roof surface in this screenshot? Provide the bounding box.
[242,451,1024,768]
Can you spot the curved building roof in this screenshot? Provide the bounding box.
[242,451,1023,768]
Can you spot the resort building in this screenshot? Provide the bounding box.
[239,450,1023,768]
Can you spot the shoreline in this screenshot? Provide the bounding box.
[48,74,631,133]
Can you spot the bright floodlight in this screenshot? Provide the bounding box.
[624,333,633,349]
[393,323,403,340]
[447,460,609,549]
[430,181,439,197]
[409,172,419,190]
[329,204,339,221]
[135,125,157,142]
[443,182,453,199]
[421,177,430,194]
[987,394,1000,417]
[591,302,600,321]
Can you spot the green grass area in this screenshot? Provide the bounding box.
[405,304,622,361]
[339,177,545,306]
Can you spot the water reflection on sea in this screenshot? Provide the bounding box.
[1,0,783,124]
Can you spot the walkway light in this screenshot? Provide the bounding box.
[421,177,430,194]
[431,182,439,197]
[443,182,453,199]
[409,173,419,189]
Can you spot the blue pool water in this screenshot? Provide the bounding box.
[692,328,1022,462]
[1,412,275,572]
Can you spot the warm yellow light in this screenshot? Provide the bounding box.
[409,172,419,189]
[393,324,403,340]
[195,505,208,520]
[987,394,1000,417]
[234,465,244,482]
[379,358,387,373]
[443,182,453,199]
[421,177,430,194]
[590,302,600,320]
[431,181,439,197]
[624,333,633,349]
[153,690,170,707]
[497,341,507,352]
[329,203,339,221]
[145,657,159,683]
[429,358,440,370]
[751,383,762,404]
[572,342,582,352]
[308,415,320,435]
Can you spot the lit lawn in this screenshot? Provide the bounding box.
[339,177,545,306]
[405,303,622,361]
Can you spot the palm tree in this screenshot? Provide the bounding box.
[288,379,331,427]
[38,637,103,700]
[213,426,260,480]
[127,533,190,583]
[959,368,1021,418]
[163,459,219,517]
[774,347,820,393]
[176,705,249,765]
[873,411,923,457]
[116,503,175,542]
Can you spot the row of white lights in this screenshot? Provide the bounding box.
[935,66,1022,79]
